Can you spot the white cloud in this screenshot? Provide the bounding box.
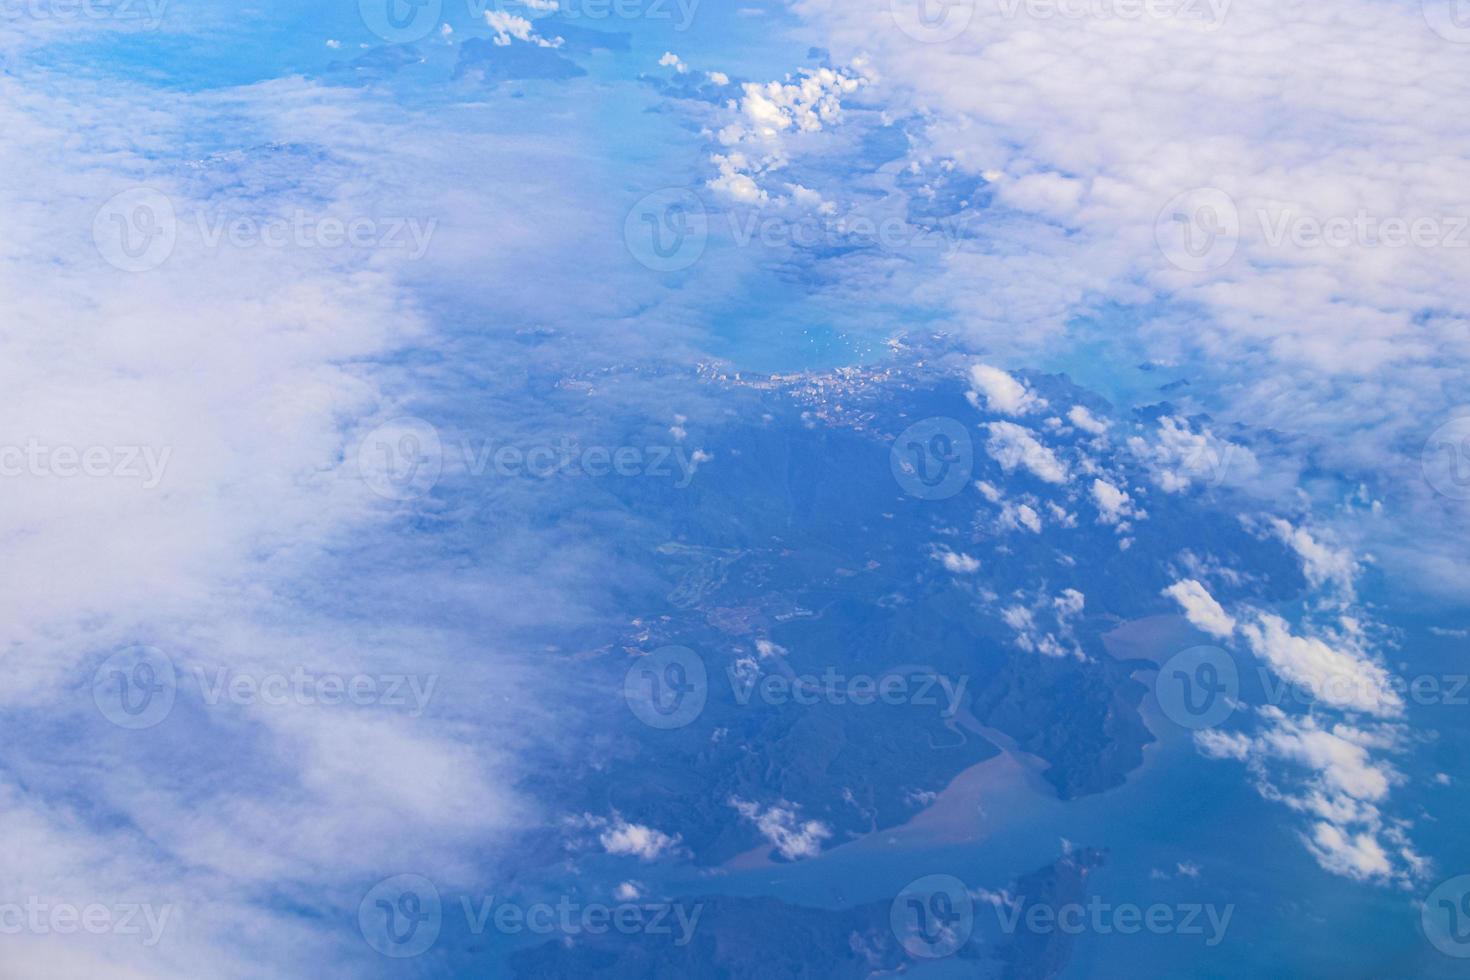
[485,10,563,47]
[0,60,638,977]
[1002,595,1083,659]
[1162,579,1236,639]
[1195,707,1418,884]
[1054,588,1085,620]
[568,812,682,861]
[705,64,867,201]
[995,171,1085,222]
[1067,405,1109,435]
[935,549,981,574]
[1241,613,1401,717]
[755,638,787,659]
[1090,478,1137,525]
[597,817,681,861]
[984,422,1068,484]
[1269,518,1359,598]
[800,0,1470,454]
[1000,501,1042,533]
[1128,416,1257,493]
[729,798,832,860]
[967,363,1043,416]
[1304,822,1391,882]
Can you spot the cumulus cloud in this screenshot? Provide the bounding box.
[967,363,1043,416]
[1128,416,1256,493]
[1067,405,1109,435]
[591,815,682,861]
[1268,518,1359,598]
[485,10,563,47]
[1054,588,1085,620]
[704,63,867,203]
[1000,501,1042,533]
[1197,707,1419,884]
[1163,579,1236,639]
[984,422,1069,484]
[1091,478,1139,525]
[728,798,832,860]
[1240,613,1401,717]
[1001,590,1084,659]
[935,549,981,574]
